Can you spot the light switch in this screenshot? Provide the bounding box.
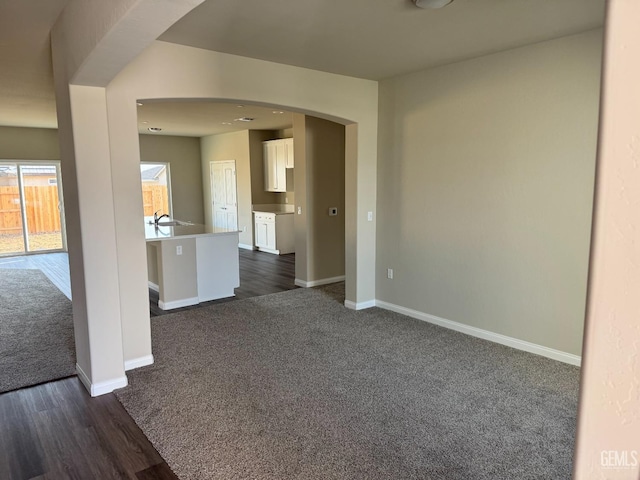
[176,245,182,255]
[367,211,373,221]
[297,206,302,215]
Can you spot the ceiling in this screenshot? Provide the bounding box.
[160,0,606,80]
[136,101,293,137]
[0,0,67,129]
[0,0,605,134]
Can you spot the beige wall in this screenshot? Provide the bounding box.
[0,126,60,160]
[109,41,378,309]
[574,2,640,475]
[200,130,253,246]
[376,29,603,357]
[294,114,346,283]
[139,134,204,224]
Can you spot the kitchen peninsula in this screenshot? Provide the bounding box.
[145,219,240,310]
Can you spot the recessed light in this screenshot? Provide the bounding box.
[272,111,285,114]
[237,105,244,108]
[234,117,255,122]
[136,102,143,106]
[148,127,162,132]
[221,122,233,125]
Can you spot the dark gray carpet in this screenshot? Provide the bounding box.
[0,268,75,393]
[115,285,579,480]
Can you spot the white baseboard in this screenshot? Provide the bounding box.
[76,363,128,397]
[124,354,154,371]
[256,246,279,255]
[375,300,581,366]
[148,281,159,293]
[344,299,376,310]
[158,296,199,310]
[295,275,345,288]
[238,243,255,251]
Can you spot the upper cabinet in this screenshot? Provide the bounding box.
[263,138,294,192]
[284,138,294,168]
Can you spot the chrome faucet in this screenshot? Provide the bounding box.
[154,210,170,226]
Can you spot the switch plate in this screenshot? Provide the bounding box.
[387,268,393,279]
[328,207,338,216]
[176,245,182,255]
[367,211,373,221]
[297,206,302,215]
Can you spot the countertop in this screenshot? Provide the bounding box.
[253,209,294,215]
[144,221,239,241]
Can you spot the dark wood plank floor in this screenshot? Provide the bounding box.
[0,377,177,480]
[149,249,296,316]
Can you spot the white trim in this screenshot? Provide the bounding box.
[148,281,159,292]
[76,363,128,397]
[374,300,582,366]
[344,299,376,310]
[124,354,154,371]
[158,296,199,310]
[295,275,345,288]
[238,243,255,251]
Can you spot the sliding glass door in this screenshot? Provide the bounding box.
[0,162,66,256]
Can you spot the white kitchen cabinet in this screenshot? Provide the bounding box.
[263,138,293,192]
[254,212,294,255]
[284,138,294,168]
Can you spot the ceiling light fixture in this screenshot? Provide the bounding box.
[148,127,162,132]
[221,122,233,125]
[272,111,285,114]
[413,0,453,9]
[234,117,255,122]
[136,102,143,106]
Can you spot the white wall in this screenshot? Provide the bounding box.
[139,134,204,224]
[376,30,603,357]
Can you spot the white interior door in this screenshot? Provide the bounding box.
[211,161,238,230]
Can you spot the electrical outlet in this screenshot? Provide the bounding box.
[176,245,182,255]
[328,207,338,216]
[368,211,373,221]
[387,268,393,279]
[297,206,302,215]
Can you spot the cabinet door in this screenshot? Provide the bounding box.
[266,221,276,249]
[284,138,294,168]
[263,142,279,191]
[274,141,287,192]
[255,221,268,248]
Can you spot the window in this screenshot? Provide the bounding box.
[140,163,172,218]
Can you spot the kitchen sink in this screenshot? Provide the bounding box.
[148,219,193,227]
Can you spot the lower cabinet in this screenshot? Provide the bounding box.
[254,212,294,255]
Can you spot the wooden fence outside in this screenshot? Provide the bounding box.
[141,185,169,217]
[0,184,169,236]
[0,186,61,235]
